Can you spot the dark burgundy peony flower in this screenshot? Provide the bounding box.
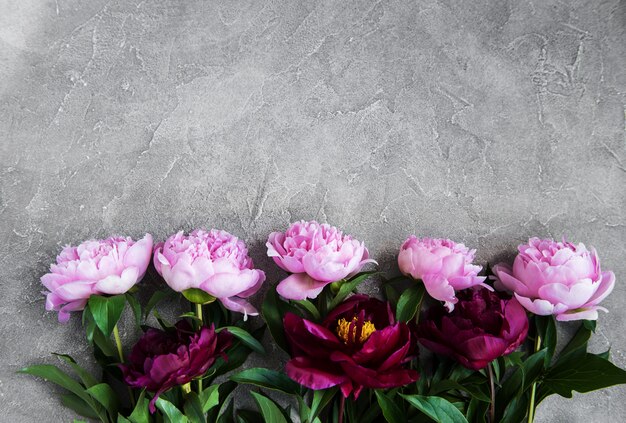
[120,320,232,412]
[284,295,419,398]
[417,288,528,370]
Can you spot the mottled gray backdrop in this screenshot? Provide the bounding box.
[1,0,624,421]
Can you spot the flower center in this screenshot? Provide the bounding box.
[336,317,376,344]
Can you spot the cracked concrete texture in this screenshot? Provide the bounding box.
[1,0,625,421]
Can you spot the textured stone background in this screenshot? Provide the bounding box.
[1,0,625,421]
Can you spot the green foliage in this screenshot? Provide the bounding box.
[396,284,425,322]
[87,294,127,337]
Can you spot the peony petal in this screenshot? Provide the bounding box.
[493,263,532,297]
[286,356,347,390]
[514,294,554,315]
[54,280,98,302]
[95,266,140,295]
[537,282,595,309]
[555,306,607,322]
[219,297,258,318]
[199,270,258,298]
[585,271,615,306]
[276,273,328,300]
[123,234,153,276]
[57,299,88,323]
[422,274,457,311]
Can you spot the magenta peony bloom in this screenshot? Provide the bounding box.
[266,220,374,300]
[417,288,528,370]
[284,295,419,398]
[120,321,232,413]
[492,237,616,321]
[398,236,491,312]
[154,229,265,317]
[42,234,153,323]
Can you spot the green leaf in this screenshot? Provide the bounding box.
[262,289,299,353]
[400,394,468,423]
[19,365,106,422]
[309,387,337,423]
[236,409,264,423]
[19,365,90,402]
[86,383,119,419]
[87,294,127,337]
[60,393,99,420]
[199,383,221,413]
[558,322,593,361]
[117,416,132,423]
[230,368,300,395]
[384,284,400,309]
[218,326,265,354]
[375,390,404,423]
[53,353,98,388]
[292,300,321,321]
[429,380,490,403]
[535,315,556,365]
[583,319,597,332]
[542,353,626,398]
[521,349,547,392]
[125,293,142,326]
[182,288,217,305]
[183,392,206,423]
[217,397,235,423]
[127,391,150,423]
[155,397,188,423]
[206,381,237,422]
[250,391,289,423]
[329,271,377,309]
[465,397,487,423]
[144,290,174,319]
[209,327,265,380]
[396,285,425,322]
[500,394,528,423]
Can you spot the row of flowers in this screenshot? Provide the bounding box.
[23,220,625,423]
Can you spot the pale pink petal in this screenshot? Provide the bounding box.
[514,294,555,315]
[276,273,328,300]
[586,271,615,306]
[422,274,457,311]
[123,234,153,275]
[537,281,596,309]
[219,296,258,318]
[95,266,140,294]
[199,270,258,298]
[556,306,608,322]
[493,264,531,297]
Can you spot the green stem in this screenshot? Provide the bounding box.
[488,362,496,423]
[113,324,124,363]
[338,394,345,423]
[414,285,426,324]
[113,324,136,407]
[196,303,203,393]
[527,334,542,423]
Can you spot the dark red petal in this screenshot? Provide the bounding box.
[285,357,347,390]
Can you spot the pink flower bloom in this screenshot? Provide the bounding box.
[398,236,490,312]
[42,234,153,323]
[493,237,615,321]
[154,229,265,317]
[266,220,374,300]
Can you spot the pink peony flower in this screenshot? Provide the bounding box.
[42,234,153,323]
[266,220,375,300]
[398,236,490,312]
[492,237,615,321]
[154,229,265,317]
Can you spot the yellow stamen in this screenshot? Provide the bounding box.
[336,317,376,344]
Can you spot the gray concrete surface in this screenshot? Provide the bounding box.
[1,0,625,421]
